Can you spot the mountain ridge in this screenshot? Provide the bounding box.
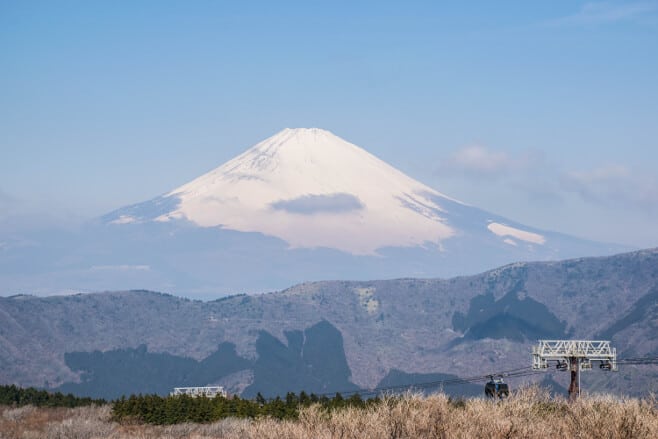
[105,127,461,254]
[1,247,656,397]
[1,128,632,296]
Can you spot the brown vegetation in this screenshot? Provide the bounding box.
[1,387,657,439]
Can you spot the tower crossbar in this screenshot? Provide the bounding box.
[532,340,617,401]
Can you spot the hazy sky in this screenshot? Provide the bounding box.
[2,1,657,248]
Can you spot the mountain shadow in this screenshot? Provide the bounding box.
[55,342,251,400]
[56,321,359,400]
[243,320,359,398]
[376,369,482,398]
[452,288,567,343]
[596,287,658,340]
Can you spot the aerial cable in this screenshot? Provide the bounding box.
[261,356,656,402]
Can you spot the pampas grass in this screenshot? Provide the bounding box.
[1,387,656,439]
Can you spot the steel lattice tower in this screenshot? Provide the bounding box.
[532,340,617,400]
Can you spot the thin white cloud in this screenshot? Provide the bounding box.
[561,165,658,212]
[271,193,364,215]
[90,265,151,272]
[439,145,657,216]
[439,145,543,180]
[451,145,511,174]
[550,1,657,26]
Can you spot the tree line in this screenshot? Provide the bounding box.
[0,384,105,408]
[112,391,377,424]
[0,383,379,425]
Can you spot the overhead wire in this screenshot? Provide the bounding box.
[616,357,658,365]
[264,366,540,401]
[262,355,657,402]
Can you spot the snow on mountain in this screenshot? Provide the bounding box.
[158,128,460,254]
[487,222,546,245]
[106,128,552,255]
[39,126,630,296]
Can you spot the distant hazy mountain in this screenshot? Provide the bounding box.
[104,127,464,254]
[0,128,630,296]
[1,248,656,399]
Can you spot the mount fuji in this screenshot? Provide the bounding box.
[1,128,629,296]
[105,128,461,254]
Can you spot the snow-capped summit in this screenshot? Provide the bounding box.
[2,128,631,296]
[90,127,631,295]
[112,128,463,254]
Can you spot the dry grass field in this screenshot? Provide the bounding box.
[1,387,657,439]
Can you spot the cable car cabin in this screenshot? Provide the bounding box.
[484,376,509,399]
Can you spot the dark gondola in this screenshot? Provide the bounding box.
[484,375,509,399]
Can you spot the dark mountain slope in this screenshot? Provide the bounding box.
[1,248,656,397]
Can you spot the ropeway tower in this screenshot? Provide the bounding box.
[532,340,617,400]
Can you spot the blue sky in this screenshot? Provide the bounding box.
[1,1,657,247]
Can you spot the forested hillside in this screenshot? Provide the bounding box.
[1,249,657,399]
